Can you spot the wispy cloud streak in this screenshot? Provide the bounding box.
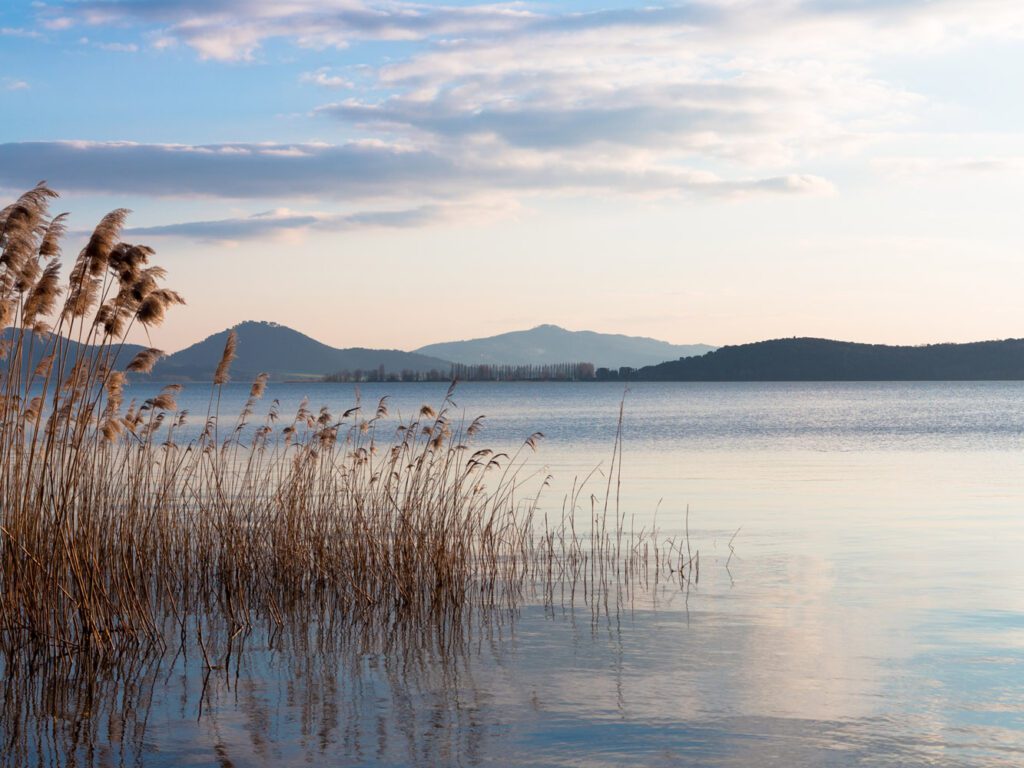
[0,140,834,201]
[125,204,449,242]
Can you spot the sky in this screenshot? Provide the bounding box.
[1,0,1022,352]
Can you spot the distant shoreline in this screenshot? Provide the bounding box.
[129,377,1024,385]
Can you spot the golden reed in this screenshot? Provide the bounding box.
[0,185,697,661]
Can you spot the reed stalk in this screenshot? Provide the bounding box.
[0,185,698,664]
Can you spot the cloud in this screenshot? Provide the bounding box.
[42,16,74,31]
[1,27,43,39]
[318,84,782,149]
[49,1,1024,62]
[33,0,1020,242]
[308,41,914,173]
[0,140,459,199]
[57,1,934,170]
[300,67,353,90]
[125,204,450,242]
[55,0,536,61]
[4,79,30,92]
[42,0,1020,173]
[0,140,834,203]
[872,156,1024,178]
[313,71,896,165]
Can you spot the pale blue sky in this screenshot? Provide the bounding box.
[1,1,1022,351]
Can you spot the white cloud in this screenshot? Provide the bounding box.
[42,16,74,31]
[27,0,1019,245]
[1,27,43,39]
[51,1,1024,62]
[4,79,30,92]
[300,67,353,89]
[57,0,535,61]
[43,1,1023,176]
[318,66,915,167]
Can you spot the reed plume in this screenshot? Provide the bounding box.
[0,184,697,673]
[82,207,129,276]
[127,347,164,373]
[213,328,237,384]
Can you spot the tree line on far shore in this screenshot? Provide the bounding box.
[323,362,600,382]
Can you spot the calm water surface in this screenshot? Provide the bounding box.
[5,381,1024,766]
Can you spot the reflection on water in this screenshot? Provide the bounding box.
[5,588,1022,767]
[4,382,1024,765]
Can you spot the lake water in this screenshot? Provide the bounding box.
[5,381,1024,766]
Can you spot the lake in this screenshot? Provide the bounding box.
[4,381,1024,767]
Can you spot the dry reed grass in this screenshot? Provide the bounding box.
[0,184,698,665]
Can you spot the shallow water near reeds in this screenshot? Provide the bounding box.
[5,381,1024,766]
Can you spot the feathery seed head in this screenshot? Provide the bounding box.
[83,208,130,276]
[126,347,164,374]
[250,373,269,399]
[213,329,237,385]
[38,212,68,258]
[23,259,62,324]
[33,354,54,379]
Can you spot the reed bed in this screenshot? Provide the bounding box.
[0,185,698,664]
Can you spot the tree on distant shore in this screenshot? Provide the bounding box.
[323,361,597,383]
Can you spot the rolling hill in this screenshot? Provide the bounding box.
[152,321,452,382]
[0,328,146,376]
[9,327,1024,383]
[415,324,714,369]
[624,337,1024,381]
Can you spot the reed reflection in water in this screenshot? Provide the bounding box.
[7,581,1020,768]
[0,186,699,767]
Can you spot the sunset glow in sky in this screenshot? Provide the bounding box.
[1,1,1022,351]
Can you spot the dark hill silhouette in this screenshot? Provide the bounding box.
[0,328,146,376]
[626,337,1024,381]
[416,324,713,369]
[153,321,451,381]
[11,329,1024,383]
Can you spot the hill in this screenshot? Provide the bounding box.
[415,324,714,369]
[625,337,1024,381]
[153,321,452,382]
[0,328,146,376]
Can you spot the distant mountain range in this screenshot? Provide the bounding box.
[415,324,714,369]
[4,321,713,382]
[7,327,1024,382]
[622,337,1024,381]
[151,321,451,382]
[149,321,713,381]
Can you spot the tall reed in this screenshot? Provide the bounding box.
[0,185,697,662]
